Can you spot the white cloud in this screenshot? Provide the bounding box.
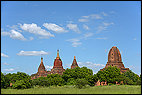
[82,16,89,18]
[66,38,82,47]
[96,22,114,33]
[2,30,26,41]
[67,32,93,47]
[83,24,89,30]
[20,23,54,38]
[67,24,81,33]
[96,37,107,40]
[83,32,94,39]
[1,53,9,57]
[17,50,49,56]
[78,13,103,22]
[10,30,26,40]
[7,25,22,32]
[78,19,89,22]
[3,63,10,65]
[90,14,103,19]
[97,26,107,33]
[4,68,15,72]
[103,22,114,27]
[45,65,53,70]
[43,23,68,33]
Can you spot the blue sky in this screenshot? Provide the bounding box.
[1,1,141,75]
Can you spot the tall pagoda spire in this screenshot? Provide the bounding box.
[71,56,79,69]
[56,49,60,59]
[38,57,46,73]
[41,57,43,63]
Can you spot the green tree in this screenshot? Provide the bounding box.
[62,67,96,86]
[12,79,32,89]
[46,74,65,86]
[5,72,31,84]
[123,70,140,84]
[66,78,76,85]
[1,72,9,88]
[96,66,121,83]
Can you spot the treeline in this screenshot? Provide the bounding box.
[1,66,141,89]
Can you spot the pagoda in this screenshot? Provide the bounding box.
[51,50,65,75]
[31,57,50,79]
[71,56,79,69]
[100,46,129,73]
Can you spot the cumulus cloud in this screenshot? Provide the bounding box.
[43,23,68,33]
[4,68,15,72]
[1,53,9,57]
[2,30,27,41]
[17,50,49,56]
[67,24,81,33]
[20,23,54,38]
[83,24,89,30]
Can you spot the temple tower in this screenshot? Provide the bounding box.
[100,46,129,73]
[71,56,79,69]
[38,57,46,73]
[51,50,65,75]
[31,57,51,79]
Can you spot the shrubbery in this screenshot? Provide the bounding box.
[62,67,98,86]
[12,79,32,89]
[75,78,88,89]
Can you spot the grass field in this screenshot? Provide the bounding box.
[1,85,141,94]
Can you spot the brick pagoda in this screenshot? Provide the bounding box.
[100,46,129,73]
[51,50,65,75]
[71,56,79,69]
[31,57,50,79]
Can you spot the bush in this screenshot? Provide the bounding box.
[47,74,65,86]
[75,78,88,89]
[12,79,32,89]
[1,72,9,88]
[136,79,141,85]
[32,79,40,86]
[12,80,26,89]
[67,78,76,85]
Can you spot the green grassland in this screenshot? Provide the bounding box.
[1,85,141,94]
